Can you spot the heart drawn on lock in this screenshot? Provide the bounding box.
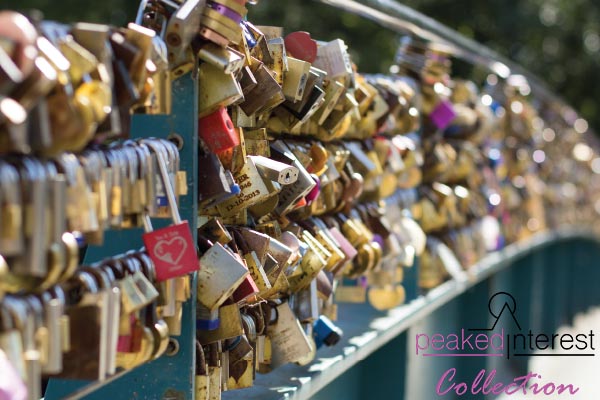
[143,221,198,281]
[152,236,188,266]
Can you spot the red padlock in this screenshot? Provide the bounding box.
[198,107,240,154]
[141,139,198,282]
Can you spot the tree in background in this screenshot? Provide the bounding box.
[3,0,599,130]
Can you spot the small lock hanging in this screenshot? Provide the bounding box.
[141,139,198,282]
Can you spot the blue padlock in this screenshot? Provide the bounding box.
[313,315,343,349]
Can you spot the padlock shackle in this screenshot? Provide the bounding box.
[141,139,182,224]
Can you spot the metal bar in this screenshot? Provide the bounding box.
[312,0,576,114]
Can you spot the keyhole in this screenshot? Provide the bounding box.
[285,171,291,183]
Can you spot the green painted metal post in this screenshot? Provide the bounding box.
[45,72,198,400]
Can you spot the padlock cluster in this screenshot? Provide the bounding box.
[0,140,191,398]
[144,5,600,396]
[1,249,193,399]
[0,12,173,156]
[0,9,196,398]
[1,0,600,399]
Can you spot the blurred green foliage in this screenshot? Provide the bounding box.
[2,0,599,130]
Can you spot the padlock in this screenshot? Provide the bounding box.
[199,107,240,154]
[239,62,284,116]
[267,301,313,368]
[11,297,45,395]
[280,68,326,126]
[141,139,198,281]
[313,79,345,127]
[0,302,26,382]
[7,157,48,278]
[224,335,254,390]
[0,161,24,257]
[206,342,222,400]
[54,270,110,381]
[216,156,275,217]
[198,303,244,345]
[37,291,64,375]
[334,277,368,303]
[198,43,246,75]
[313,39,353,81]
[231,267,259,304]
[242,251,272,293]
[249,155,298,186]
[198,149,240,209]
[198,218,233,245]
[201,8,243,45]
[197,236,249,311]
[196,341,210,400]
[75,266,119,377]
[242,128,270,157]
[164,0,204,67]
[199,61,244,118]
[265,37,287,86]
[313,315,342,349]
[195,305,220,337]
[291,279,318,324]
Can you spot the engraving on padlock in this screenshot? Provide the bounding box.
[267,302,312,368]
[243,251,272,292]
[216,156,273,217]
